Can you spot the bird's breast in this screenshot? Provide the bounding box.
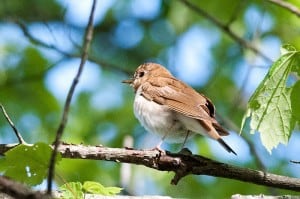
[134,93,173,132]
[133,89,191,143]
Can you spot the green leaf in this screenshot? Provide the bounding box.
[83,181,122,196]
[0,158,6,171]
[291,52,300,76]
[60,182,84,199]
[0,142,61,186]
[280,44,297,55]
[291,81,300,122]
[104,186,124,195]
[241,51,300,153]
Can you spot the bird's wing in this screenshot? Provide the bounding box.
[140,77,229,136]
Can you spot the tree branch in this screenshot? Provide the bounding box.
[47,0,97,194]
[267,0,300,18]
[1,143,299,192]
[178,0,272,63]
[0,176,48,199]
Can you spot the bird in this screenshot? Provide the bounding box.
[122,63,236,155]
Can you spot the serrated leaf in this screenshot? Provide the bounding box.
[0,142,61,185]
[241,51,300,153]
[60,182,84,199]
[83,181,122,196]
[280,44,297,55]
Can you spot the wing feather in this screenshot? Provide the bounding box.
[141,77,213,121]
[140,77,229,136]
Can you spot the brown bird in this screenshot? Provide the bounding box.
[123,63,236,155]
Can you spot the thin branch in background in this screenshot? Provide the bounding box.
[290,160,300,164]
[178,0,272,63]
[65,23,82,52]
[0,176,47,199]
[0,58,66,89]
[46,0,97,194]
[231,7,268,108]
[15,18,132,75]
[0,104,26,144]
[15,19,72,57]
[216,113,267,171]
[42,21,59,45]
[227,4,274,174]
[250,4,268,47]
[267,0,300,18]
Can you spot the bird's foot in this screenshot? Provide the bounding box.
[150,145,166,155]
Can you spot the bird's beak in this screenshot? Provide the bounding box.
[122,78,134,84]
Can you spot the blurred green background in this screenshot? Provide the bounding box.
[0,0,300,198]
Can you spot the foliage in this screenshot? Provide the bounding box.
[59,182,84,199]
[82,181,123,196]
[59,181,122,199]
[241,45,300,153]
[0,0,300,198]
[0,143,61,186]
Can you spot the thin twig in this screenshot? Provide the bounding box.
[178,0,272,63]
[0,104,26,144]
[216,113,267,171]
[180,0,271,173]
[267,0,300,18]
[0,58,66,89]
[290,160,300,164]
[46,0,97,194]
[14,18,132,75]
[15,19,72,57]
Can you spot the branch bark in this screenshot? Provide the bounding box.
[178,0,272,63]
[1,143,300,192]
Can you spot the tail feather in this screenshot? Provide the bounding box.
[213,122,229,136]
[217,138,237,155]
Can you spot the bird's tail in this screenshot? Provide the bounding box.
[217,138,237,155]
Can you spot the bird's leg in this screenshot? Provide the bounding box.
[181,130,190,150]
[152,140,166,155]
[153,140,164,151]
[152,131,170,154]
[177,131,193,155]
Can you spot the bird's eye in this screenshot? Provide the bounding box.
[138,71,145,77]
